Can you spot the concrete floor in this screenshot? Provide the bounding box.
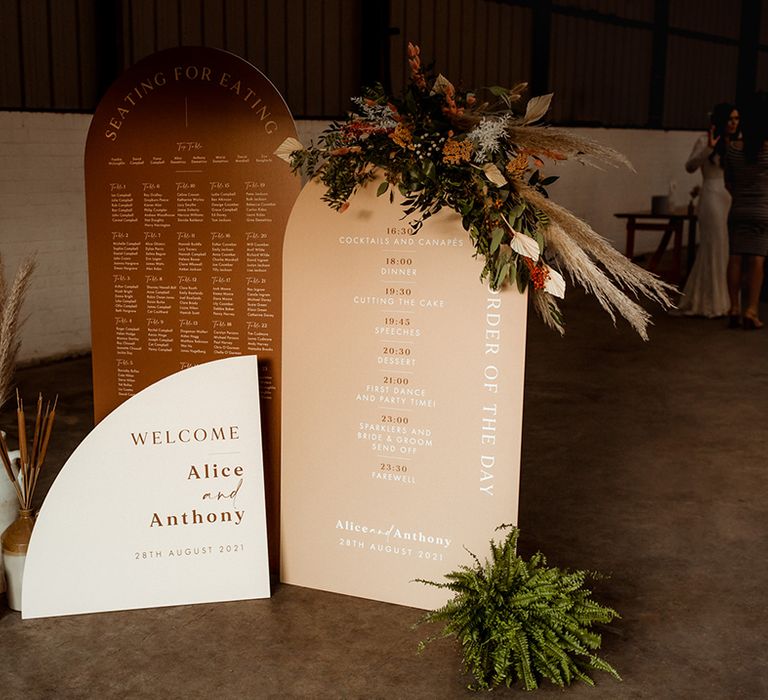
[1,290,767,698]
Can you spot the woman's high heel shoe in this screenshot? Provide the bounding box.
[727,314,742,329]
[743,316,764,330]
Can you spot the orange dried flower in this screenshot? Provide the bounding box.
[442,138,472,164]
[441,85,465,119]
[329,146,363,156]
[387,102,402,121]
[344,121,386,138]
[506,152,530,179]
[521,147,567,162]
[407,42,427,91]
[524,257,549,290]
[390,122,414,149]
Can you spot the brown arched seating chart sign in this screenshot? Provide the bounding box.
[85,47,299,570]
[281,177,528,609]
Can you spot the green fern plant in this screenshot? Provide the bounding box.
[416,525,621,691]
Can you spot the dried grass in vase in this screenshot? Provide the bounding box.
[0,391,57,510]
[0,254,36,409]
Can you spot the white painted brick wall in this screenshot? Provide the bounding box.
[0,112,703,363]
[0,111,92,365]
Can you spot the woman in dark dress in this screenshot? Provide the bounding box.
[724,92,768,329]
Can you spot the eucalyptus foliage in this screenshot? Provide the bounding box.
[417,525,621,691]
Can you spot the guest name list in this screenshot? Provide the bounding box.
[106,163,278,399]
[85,47,299,571]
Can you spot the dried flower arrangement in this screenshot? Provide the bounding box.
[277,44,674,338]
[0,392,57,511]
[0,254,36,408]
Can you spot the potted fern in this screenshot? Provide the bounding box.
[417,525,620,691]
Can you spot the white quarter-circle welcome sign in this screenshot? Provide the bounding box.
[22,356,269,618]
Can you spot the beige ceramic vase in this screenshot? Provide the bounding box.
[1,508,34,611]
[0,448,22,596]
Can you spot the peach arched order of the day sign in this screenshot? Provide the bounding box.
[281,177,528,609]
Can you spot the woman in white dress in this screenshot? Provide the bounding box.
[678,103,740,317]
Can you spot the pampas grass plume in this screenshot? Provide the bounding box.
[0,254,36,409]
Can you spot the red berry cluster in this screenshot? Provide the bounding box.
[524,257,549,290]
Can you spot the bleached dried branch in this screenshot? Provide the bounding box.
[507,126,633,170]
